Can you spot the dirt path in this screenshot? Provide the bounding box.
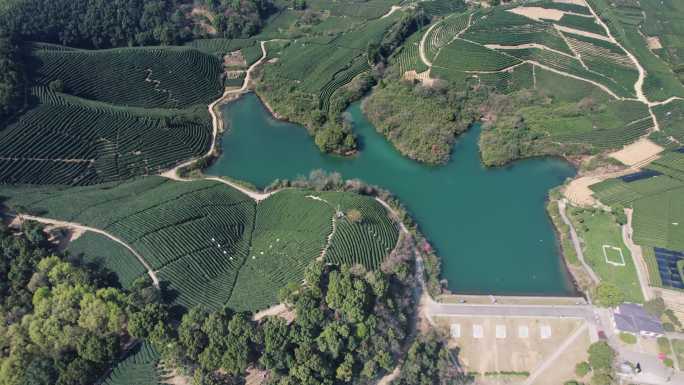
[305,195,338,261]
[15,214,160,288]
[418,21,441,67]
[252,303,295,323]
[558,199,601,286]
[381,5,402,19]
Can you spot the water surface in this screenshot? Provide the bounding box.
[208,93,577,295]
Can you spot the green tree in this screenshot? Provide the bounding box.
[575,361,591,377]
[259,317,292,372]
[594,283,624,307]
[325,269,369,322]
[128,303,168,339]
[588,342,615,372]
[24,358,56,385]
[644,297,666,318]
[336,353,355,382]
[76,333,119,363]
[178,307,209,361]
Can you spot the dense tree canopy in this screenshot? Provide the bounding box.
[0,0,270,48]
[165,261,415,385]
[0,36,24,123]
[0,222,167,385]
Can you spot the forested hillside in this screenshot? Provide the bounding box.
[0,0,270,48]
[0,36,24,123]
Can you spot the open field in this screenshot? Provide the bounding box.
[568,207,643,302]
[434,315,589,381]
[0,177,398,311]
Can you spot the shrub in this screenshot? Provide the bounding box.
[591,373,613,385]
[619,333,637,344]
[643,297,666,317]
[575,361,591,377]
[594,283,625,307]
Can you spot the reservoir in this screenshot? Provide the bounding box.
[208,93,577,295]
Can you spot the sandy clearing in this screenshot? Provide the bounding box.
[376,366,400,385]
[562,172,624,207]
[646,36,663,50]
[403,69,439,86]
[509,7,565,22]
[608,138,663,166]
[553,0,587,6]
[555,25,612,42]
[252,303,295,323]
[224,50,247,67]
[381,5,402,19]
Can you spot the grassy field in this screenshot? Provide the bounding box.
[1,177,398,311]
[568,207,643,303]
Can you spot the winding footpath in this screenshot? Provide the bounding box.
[14,214,160,288]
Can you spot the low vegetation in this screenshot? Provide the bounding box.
[363,75,482,164]
[393,332,473,385]
[568,207,643,304]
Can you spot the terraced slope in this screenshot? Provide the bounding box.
[0,43,222,186]
[32,45,224,108]
[67,232,146,288]
[0,88,211,185]
[590,150,684,252]
[102,342,162,385]
[1,178,399,311]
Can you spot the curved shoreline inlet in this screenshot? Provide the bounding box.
[207,93,578,296]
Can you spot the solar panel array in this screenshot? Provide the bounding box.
[654,247,684,289]
[619,169,662,183]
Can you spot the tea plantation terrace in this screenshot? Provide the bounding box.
[2,176,400,311]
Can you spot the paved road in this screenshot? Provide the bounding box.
[427,300,595,321]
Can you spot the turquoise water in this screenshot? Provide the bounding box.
[208,93,577,295]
